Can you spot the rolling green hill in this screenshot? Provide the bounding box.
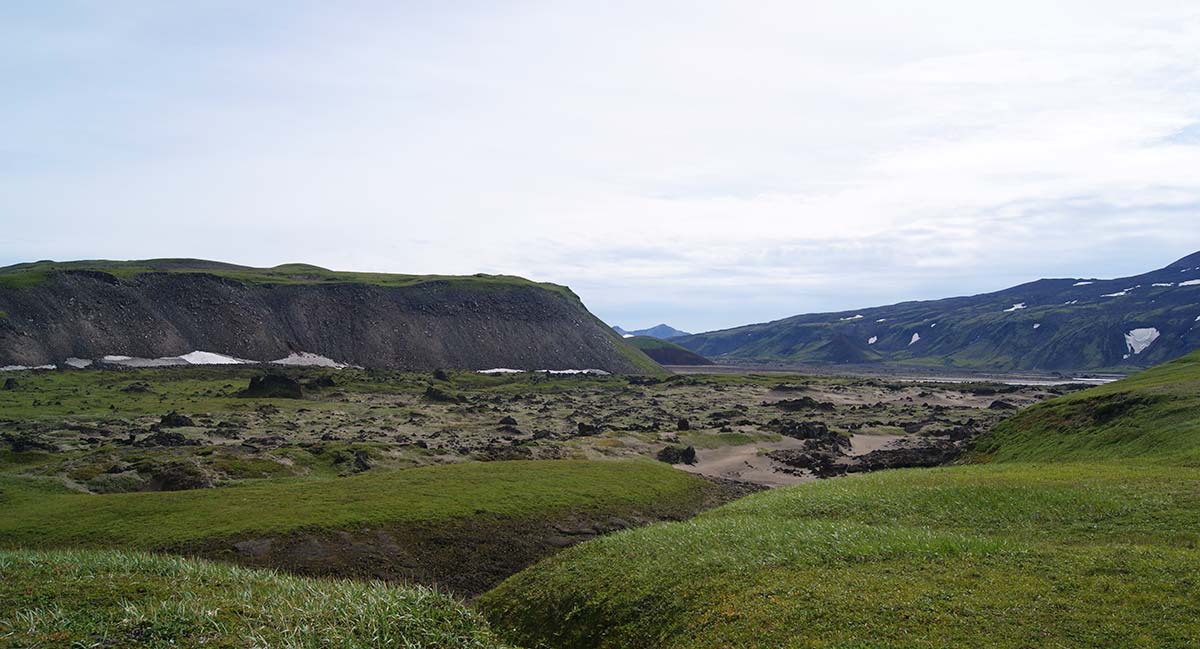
[478,352,1200,648]
[0,549,509,648]
[0,459,719,596]
[625,336,713,365]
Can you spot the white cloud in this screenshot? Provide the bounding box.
[1,2,1199,332]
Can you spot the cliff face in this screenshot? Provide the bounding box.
[0,263,659,374]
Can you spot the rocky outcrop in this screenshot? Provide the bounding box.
[0,262,659,373]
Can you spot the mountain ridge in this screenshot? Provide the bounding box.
[677,252,1200,371]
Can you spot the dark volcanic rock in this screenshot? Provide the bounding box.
[239,375,304,399]
[2,378,17,390]
[676,418,691,431]
[424,386,462,403]
[656,445,697,465]
[498,415,519,426]
[159,411,195,428]
[769,397,836,412]
[988,400,1018,410]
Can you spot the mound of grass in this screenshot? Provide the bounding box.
[0,549,508,648]
[973,349,1200,464]
[478,354,1200,648]
[0,459,711,549]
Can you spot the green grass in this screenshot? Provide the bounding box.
[0,459,712,550]
[0,258,576,299]
[477,353,1200,648]
[0,549,509,648]
[973,349,1200,464]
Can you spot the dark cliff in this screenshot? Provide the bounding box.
[0,260,661,374]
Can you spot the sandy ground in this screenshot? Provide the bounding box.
[679,433,905,487]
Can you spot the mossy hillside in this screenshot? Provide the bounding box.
[0,549,510,648]
[973,348,1200,464]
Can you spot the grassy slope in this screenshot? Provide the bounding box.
[0,459,712,550]
[0,549,508,648]
[478,352,1200,648]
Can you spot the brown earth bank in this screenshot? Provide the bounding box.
[180,481,750,598]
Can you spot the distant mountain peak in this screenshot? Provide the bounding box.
[612,324,691,340]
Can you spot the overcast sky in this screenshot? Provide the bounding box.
[3,2,1200,333]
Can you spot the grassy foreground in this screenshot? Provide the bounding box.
[478,352,1200,648]
[0,549,508,648]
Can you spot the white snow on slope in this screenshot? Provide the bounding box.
[1033,323,1041,329]
[876,318,887,322]
[1,364,56,371]
[180,351,249,365]
[1004,303,1026,312]
[1181,279,1200,287]
[478,368,524,374]
[839,314,864,321]
[1063,300,1078,305]
[64,357,92,369]
[1102,288,1132,297]
[1152,283,1174,287]
[271,352,346,368]
[1073,281,1094,286]
[868,336,878,345]
[622,334,635,338]
[909,333,921,345]
[1124,328,1160,355]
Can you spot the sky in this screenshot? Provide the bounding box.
[3,1,1200,333]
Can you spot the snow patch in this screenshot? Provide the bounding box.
[868,336,878,345]
[1033,323,1041,329]
[1,364,56,372]
[64,357,93,369]
[544,369,610,375]
[839,314,864,321]
[909,333,921,345]
[180,351,249,365]
[1124,328,1160,355]
[1102,288,1133,297]
[1073,281,1094,286]
[1003,303,1026,312]
[271,352,347,368]
[1181,279,1200,287]
[1152,283,1174,287]
[1063,300,1078,305]
[876,318,887,322]
[478,368,525,374]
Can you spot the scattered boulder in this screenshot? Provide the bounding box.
[499,415,519,426]
[136,429,197,447]
[159,411,195,428]
[676,418,691,431]
[433,369,452,382]
[988,400,1018,411]
[656,445,697,465]
[769,397,836,412]
[2,378,17,391]
[352,449,372,472]
[576,422,601,436]
[239,375,304,399]
[424,386,462,403]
